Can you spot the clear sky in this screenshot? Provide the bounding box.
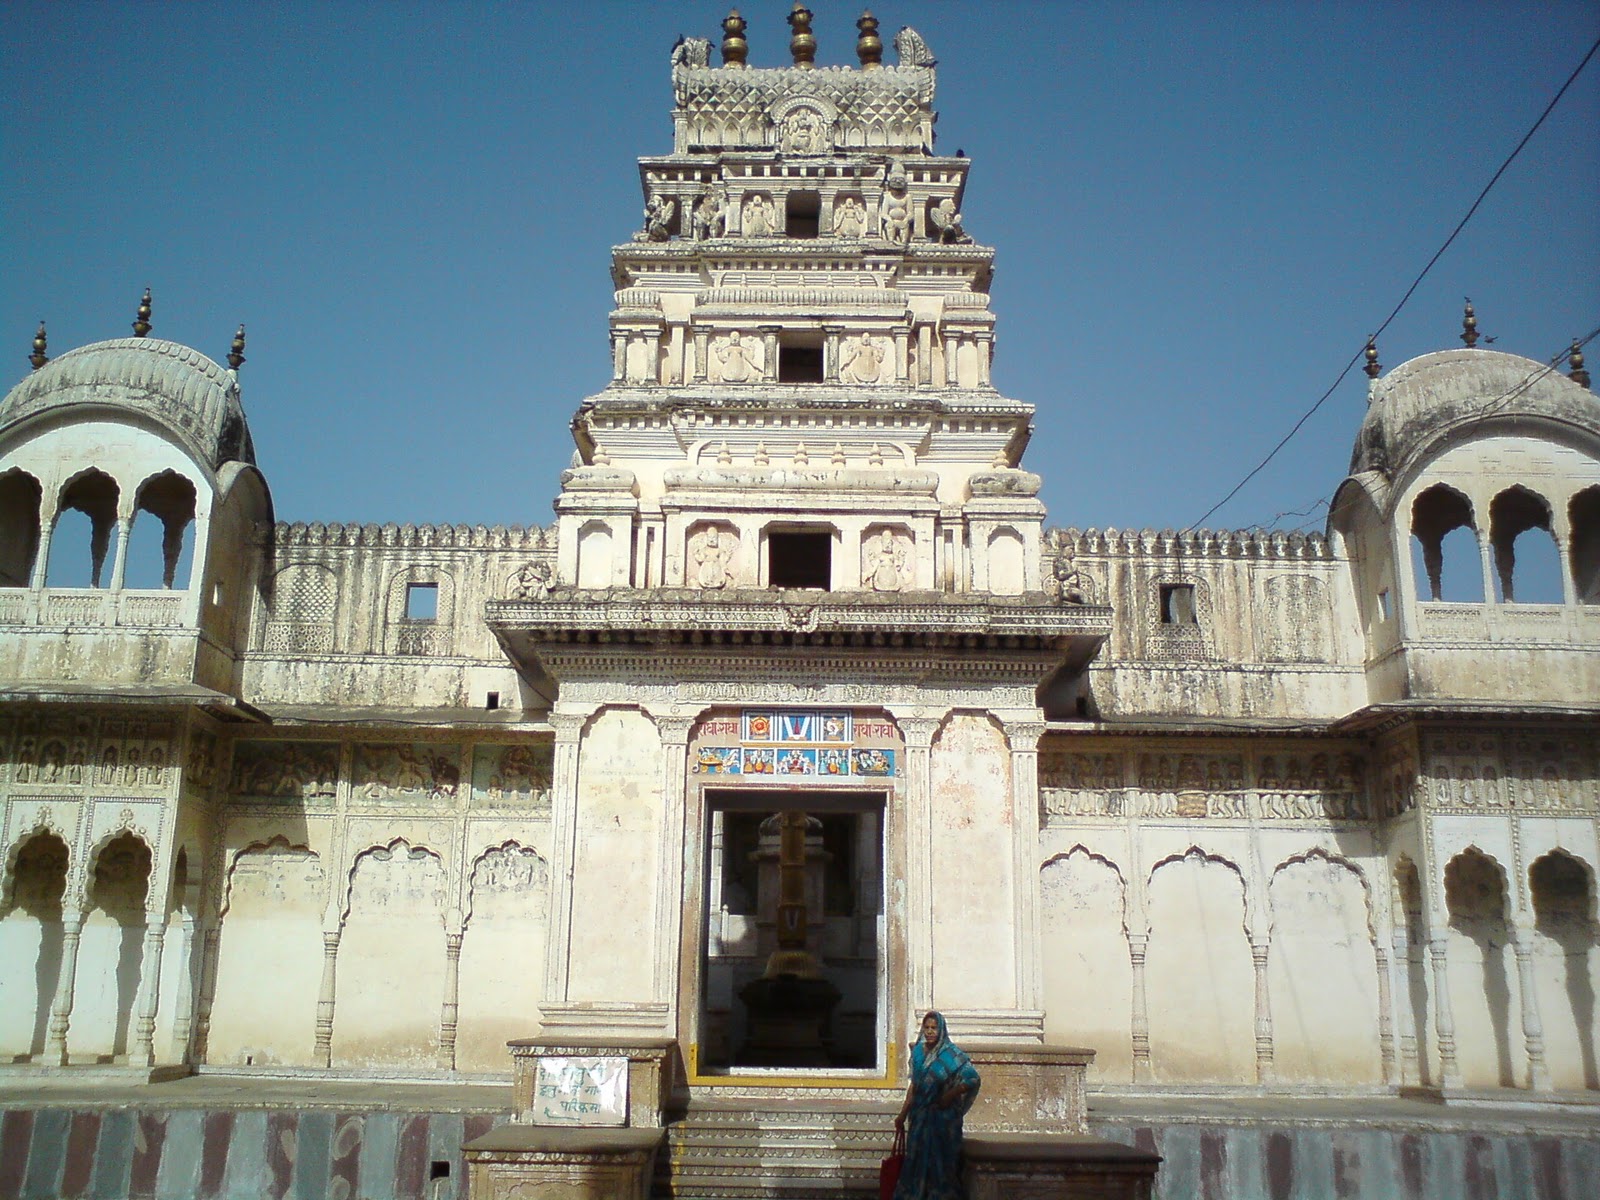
[4,1,1597,535]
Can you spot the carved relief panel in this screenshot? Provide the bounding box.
[708,331,764,383]
[860,526,911,592]
[470,744,554,811]
[229,741,340,806]
[838,334,890,385]
[353,744,462,805]
[687,522,741,590]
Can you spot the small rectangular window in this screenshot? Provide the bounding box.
[785,190,821,238]
[485,691,500,711]
[1159,583,1197,625]
[405,582,439,620]
[768,530,832,589]
[778,342,824,383]
[1376,589,1391,621]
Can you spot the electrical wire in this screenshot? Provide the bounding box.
[1185,30,1600,534]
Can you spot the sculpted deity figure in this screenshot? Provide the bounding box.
[715,331,761,383]
[832,195,867,239]
[879,167,912,244]
[743,193,774,237]
[929,197,972,244]
[509,559,553,601]
[691,527,737,589]
[781,108,826,155]
[865,530,908,592]
[642,191,675,242]
[839,333,887,384]
[692,184,728,240]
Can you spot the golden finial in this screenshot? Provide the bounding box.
[856,11,883,68]
[132,287,152,338]
[227,324,246,371]
[1571,339,1591,389]
[1460,298,1479,348]
[29,321,48,371]
[788,2,816,68]
[1363,336,1381,379]
[721,10,748,67]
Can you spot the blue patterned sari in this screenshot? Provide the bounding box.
[894,1011,981,1200]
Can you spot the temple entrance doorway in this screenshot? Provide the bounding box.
[698,788,885,1073]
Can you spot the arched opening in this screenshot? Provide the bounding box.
[79,833,152,1060]
[1570,486,1600,604]
[1410,484,1482,602]
[124,472,197,589]
[1394,858,1433,1086]
[0,832,70,1059]
[1443,849,1516,1087]
[0,469,43,586]
[1529,851,1598,1089]
[1488,486,1561,603]
[45,470,120,588]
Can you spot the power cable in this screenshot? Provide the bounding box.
[1185,30,1600,533]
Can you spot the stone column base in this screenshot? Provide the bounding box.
[965,1134,1161,1200]
[965,1044,1095,1134]
[463,1126,664,1200]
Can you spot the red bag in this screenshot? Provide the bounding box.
[879,1126,905,1200]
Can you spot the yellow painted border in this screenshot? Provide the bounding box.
[684,1042,902,1089]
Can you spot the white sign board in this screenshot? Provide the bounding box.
[532,1056,629,1126]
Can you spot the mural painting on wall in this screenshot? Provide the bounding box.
[470,744,554,809]
[690,710,901,779]
[229,742,339,804]
[354,744,461,803]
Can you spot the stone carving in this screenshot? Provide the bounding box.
[509,560,553,601]
[471,844,549,895]
[471,744,554,808]
[640,191,675,242]
[838,334,888,385]
[1049,555,1099,605]
[354,743,461,802]
[230,741,339,803]
[690,525,738,589]
[832,195,867,239]
[227,842,325,910]
[878,166,912,244]
[691,184,729,240]
[712,331,763,383]
[778,104,829,155]
[348,842,445,911]
[742,193,774,237]
[929,197,971,243]
[862,529,909,592]
[894,25,937,67]
[670,35,711,69]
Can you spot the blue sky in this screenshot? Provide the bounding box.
[4,1,1597,534]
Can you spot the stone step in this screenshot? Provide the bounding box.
[653,1099,899,1199]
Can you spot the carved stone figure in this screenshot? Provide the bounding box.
[509,560,553,601]
[743,193,773,237]
[691,526,737,589]
[929,197,971,243]
[670,35,712,69]
[879,167,911,244]
[779,107,827,155]
[894,25,937,67]
[642,192,675,242]
[692,184,729,240]
[832,195,866,239]
[1051,555,1098,605]
[865,530,908,591]
[714,331,761,383]
[839,334,887,385]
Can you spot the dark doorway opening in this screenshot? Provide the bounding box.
[768,529,832,589]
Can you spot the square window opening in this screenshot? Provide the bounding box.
[1159,583,1197,625]
[768,530,832,589]
[778,341,824,383]
[1376,589,1392,621]
[786,190,821,239]
[405,581,439,620]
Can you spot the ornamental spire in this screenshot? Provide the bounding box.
[132,287,152,338]
[227,324,247,371]
[1460,298,1479,349]
[721,10,748,67]
[1363,336,1381,379]
[29,321,48,371]
[1570,339,1591,389]
[856,11,883,68]
[788,2,816,67]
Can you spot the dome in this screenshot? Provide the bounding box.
[0,337,255,470]
[1350,348,1599,480]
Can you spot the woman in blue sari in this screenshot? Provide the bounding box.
[894,1011,981,1199]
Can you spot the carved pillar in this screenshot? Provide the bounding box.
[313,927,342,1067]
[692,327,711,383]
[892,325,911,384]
[1004,719,1044,1015]
[29,505,56,589]
[1373,942,1397,1086]
[940,329,958,388]
[191,923,222,1061]
[1553,531,1579,605]
[1127,931,1151,1083]
[132,913,169,1065]
[652,716,694,1016]
[1511,929,1551,1089]
[760,326,780,383]
[108,515,132,591]
[1475,529,1496,604]
[167,907,199,1062]
[543,711,588,1007]
[1390,921,1419,1085]
[822,324,844,382]
[611,331,626,382]
[898,717,939,1016]
[47,905,85,1064]
[1251,937,1274,1083]
[975,331,993,386]
[915,325,933,386]
[665,324,686,385]
[1429,935,1460,1088]
[438,925,464,1069]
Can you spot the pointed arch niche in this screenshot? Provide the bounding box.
[1039,847,1131,1081]
[457,841,551,1070]
[75,831,151,1060]
[1443,848,1519,1088]
[1409,483,1482,603]
[0,831,70,1059]
[1528,850,1599,1090]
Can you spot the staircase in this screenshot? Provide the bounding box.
[653,1093,901,1199]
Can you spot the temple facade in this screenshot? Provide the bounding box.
[2,8,1598,1116]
